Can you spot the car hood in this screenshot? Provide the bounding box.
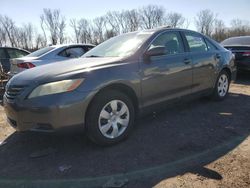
[10,57,124,84]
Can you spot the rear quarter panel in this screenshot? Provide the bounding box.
[216,50,236,83]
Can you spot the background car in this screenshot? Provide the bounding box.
[4,28,236,145]
[9,44,95,76]
[221,36,250,72]
[0,47,30,73]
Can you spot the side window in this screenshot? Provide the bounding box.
[19,50,29,56]
[7,49,27,58]
[205,39,218,51]
[148,32,184,55]
[59,47,85,58]
[185,33,208,52]
[0,49,7,59]
[86,46,94,51]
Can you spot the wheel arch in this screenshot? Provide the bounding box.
[85,83,140,123]
[221,66,232,81]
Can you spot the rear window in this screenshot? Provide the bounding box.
[27,46,55,57]
[7,49,29,58]
[184,33,208,52]
[86,46,94,51]
[205,39,218,51]
[221,37,250,46]
[59,47,85,58]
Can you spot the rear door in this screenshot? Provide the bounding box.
[141,31,193,107]
[182,31,218,93]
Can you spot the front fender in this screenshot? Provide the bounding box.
[76,61,141,101]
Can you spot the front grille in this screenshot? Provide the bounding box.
[5,85,26,100]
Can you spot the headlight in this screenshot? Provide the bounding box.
[28,79,84,98]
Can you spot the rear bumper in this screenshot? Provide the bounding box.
[3,90,95,131]
[236,60,250,71]
[231,67,237,81]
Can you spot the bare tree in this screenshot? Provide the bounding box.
[40,8,66,45]
[104,29,117,40]
[139,5,165,29]
[195,9,216,36]
[122,9,141,32]
[58,19,66,44]
[105,11,123,34]
[78,18,92,43]
[70,18,93,44]
[212,19,227,42]
[70,19,80,43]
[0,15,41,50]
[165,12,185,28]
[230,19,250,36]
[40,16,47,46]
[0,15,17,47]
[92,16,106,43]
[34,33,45,50]
[0,25,7,46]
[2,4,250,49]
[18,23,34,50]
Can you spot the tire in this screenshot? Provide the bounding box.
[86,90,135,146]
[211,70,230,101]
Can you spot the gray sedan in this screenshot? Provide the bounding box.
[4,27,236,145]
[9,44,95,76]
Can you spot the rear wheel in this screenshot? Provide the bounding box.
[86,90,135,145]
[211,70,230,101]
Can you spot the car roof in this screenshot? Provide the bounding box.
[126,26,203,37]
[225,36,250,40]
[0,46,30,53]
[221,36,250,46]
[154,27,204,34]
[49,43,95,48]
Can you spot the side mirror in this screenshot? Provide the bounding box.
[144,46,165,57]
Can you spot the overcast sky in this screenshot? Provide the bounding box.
[1,0,250,30]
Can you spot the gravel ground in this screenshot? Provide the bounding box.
[0,74,249,188]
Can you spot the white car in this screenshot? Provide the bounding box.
[9,44,95,76]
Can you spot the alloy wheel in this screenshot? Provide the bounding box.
[98,100,130,139]
[217,74,229,97]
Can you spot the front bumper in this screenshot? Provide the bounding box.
[3,90,95,131]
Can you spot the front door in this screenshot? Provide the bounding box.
[141,31,193,107]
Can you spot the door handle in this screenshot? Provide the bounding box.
[184,58,191,65]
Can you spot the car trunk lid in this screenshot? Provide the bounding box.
[10,57,37,76]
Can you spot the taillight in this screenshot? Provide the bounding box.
[242,52,250,57]
[17,62,36,69]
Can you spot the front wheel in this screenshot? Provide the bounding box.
[211,70,230,101]
[86,90,135,145]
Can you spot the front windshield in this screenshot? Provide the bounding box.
[83,32,152,58]
[26,46,55,57]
